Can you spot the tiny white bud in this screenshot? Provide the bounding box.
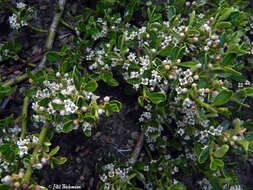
[60,110,65,116]
[182,88,188,93]
[1,175,12,184]
[35,163,43,170]
[39,107,45,111]
[207,41,212,47]
[104,96,110,102]
[193,37,198,42]
[180,32,185,37]
[41,158,47,164]
[56,72,61,77]
[204,46,209,51]
[176,59,181,64]
[205,88,210,93]
[192,83,197,88]
[193,75,199,80]
[208,63,213,68]
[232,136,238,141]
[197,63,202,68]
[165,65,170,70]
[81,106,87,112]
[151,48,156,53]
[98,109,104,115]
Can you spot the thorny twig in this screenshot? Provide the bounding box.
[3,0,67,87]
[23,0,67,184]
[129,132,144,164]
[0,97,10,111]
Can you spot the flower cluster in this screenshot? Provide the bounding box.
[99,163,132,190]
[9,2,33,30]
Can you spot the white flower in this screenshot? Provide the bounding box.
[98,109,104,115]
[1,175,13,184]
[32,136,39,144]
[104,96,110,102]
[16,2,26,9]
[35,163,43,170]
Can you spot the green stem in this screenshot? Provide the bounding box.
[2,0,67,88]
[130,133,144,164]
[61,19,75,31]
[23,126,48,184]
[21,97,29,139]
[2,74,27,88]
[27,24,48,33]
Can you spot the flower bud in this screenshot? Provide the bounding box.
[73,120,79,126]
[165,65,170,70]
[98,109,104,115]
[56,72,61,77]
[35,163,43,170]
[232,135,238,141]
[22,184,29,190]
[205,88,210,93]
[104,96,110,102]
[193,75,199,80]
[81,106,87,112]
[1,175,13,184]
[14,182,20,188]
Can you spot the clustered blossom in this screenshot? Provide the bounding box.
[17,136,39,158]
[32,73,83,123]
[99,163,132,190]
[9,2,32,30]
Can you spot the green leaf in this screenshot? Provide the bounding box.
[107,78,119,86]
[138,96,144,107]
[0,142,18,163]
[237,140,249,152]
[167,6,176,22]
[106,100,122,113]
[213,89,232,106]
[177,46,186,59]
[210,159,224,170]
[84,114,96,123]
[0,184,10,190]
[49,146,60,156]
[84,80,98,92]
[222,53,236,66]
[60,61,70,73]
[45,51,61,62]
[189,11,195,28]
[170,184,186,190]
[38,97,50,107]
[73,66,82,90]
[178,61,199,68]
[24,88,36,97]
[62,120,74,133]
[148,92,166,104]
[158,46,173,56]
[213,145,229,158]
[245,87,253,97]
[246,133,253,141]
[171,46,180,62]
[198,146,209,164]
[53,156,67,165]
[194,143,202,157]
[0,115,14,127]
